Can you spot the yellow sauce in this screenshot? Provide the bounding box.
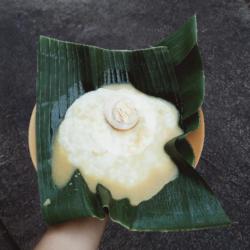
[52,137,74,188]
[51,84,183,205]
[52,132,179,205]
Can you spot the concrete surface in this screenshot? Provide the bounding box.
[0,0,249,249]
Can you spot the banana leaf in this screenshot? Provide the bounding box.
[36,15,230,230]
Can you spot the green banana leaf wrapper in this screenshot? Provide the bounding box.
[36,15,230,231]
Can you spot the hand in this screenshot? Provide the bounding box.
[34,216,107,250]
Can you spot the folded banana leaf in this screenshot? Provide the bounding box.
[36,15,230,230]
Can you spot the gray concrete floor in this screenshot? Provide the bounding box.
[0,0,249,249]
